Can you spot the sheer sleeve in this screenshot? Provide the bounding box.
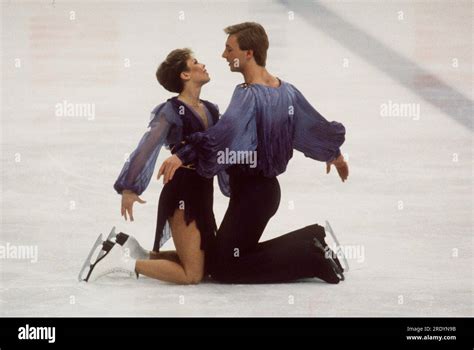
[291,85,346,162]
[113,103,180,195]
[176,86,258,179]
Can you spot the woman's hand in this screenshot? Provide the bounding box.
[121,190,146,221]
[326,154,349,182]
[157,155,183,184]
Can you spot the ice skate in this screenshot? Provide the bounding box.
[101,227,150,260]
[79,239,138,282]
[78,233,104,282]
[104,226,117,243]
[310,223,344,273]
[325,220,350,272]
[113,232,150,260]
[313,236,345,282]
[77,228,130,281]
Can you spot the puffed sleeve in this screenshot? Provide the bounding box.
[113,103,181,195]
[291,85,346,162]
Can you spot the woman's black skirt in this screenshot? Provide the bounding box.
[153,167,217,255]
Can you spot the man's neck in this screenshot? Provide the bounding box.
[242,64,279,87]
[178,83,202,106]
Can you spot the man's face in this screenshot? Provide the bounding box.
[222,35,249,72]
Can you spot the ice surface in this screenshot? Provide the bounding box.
[1,0,472,316]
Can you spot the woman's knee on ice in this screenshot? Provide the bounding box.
[181,264,204,284]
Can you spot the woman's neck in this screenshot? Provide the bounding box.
[178,83,202,106]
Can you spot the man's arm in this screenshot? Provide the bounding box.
[290,84,348,181]
[175,141,199,165]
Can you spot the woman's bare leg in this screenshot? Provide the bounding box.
[149,250,181,264]
[135,209,204,284]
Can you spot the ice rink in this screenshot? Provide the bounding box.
[1,0,472,316]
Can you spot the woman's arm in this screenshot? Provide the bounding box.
[114,105,178,220]
[114,109,174,196]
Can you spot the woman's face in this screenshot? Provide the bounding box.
[181,56,210,86]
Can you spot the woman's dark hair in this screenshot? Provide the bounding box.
[156,48,192,93]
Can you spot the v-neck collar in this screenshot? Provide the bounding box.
[174,97,211,130]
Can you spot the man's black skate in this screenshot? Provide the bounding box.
[313,237,344,282]
[311,223,345,274]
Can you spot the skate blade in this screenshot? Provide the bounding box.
[93,227,117,262]
[325,220,350,272]
[84,242,118,282]
[78,234,104,282]
[105,226,116,242]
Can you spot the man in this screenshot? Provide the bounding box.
[158,22,349,284]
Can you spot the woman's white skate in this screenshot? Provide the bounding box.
[78,227,138,282]
[104,229,150,260]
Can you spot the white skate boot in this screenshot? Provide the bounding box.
[113,232,150,260]
[104,227,150,260]
[79,239,138,282]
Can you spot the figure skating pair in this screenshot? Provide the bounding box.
[79,22,350,285]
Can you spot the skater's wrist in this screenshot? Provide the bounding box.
[326,150,342,165]
[333,154,345,167]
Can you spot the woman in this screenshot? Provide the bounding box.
[81,48,227,284]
